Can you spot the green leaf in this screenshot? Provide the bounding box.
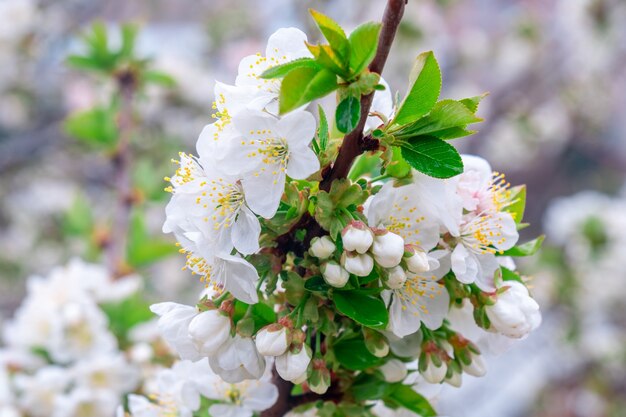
[64,106,119,148]
[394,51,441,126]
[260,57,320,79]
[143,70,176,87]
[233,301,277,332]
[504,185,526,224]
[500,267,524,284]
[396,99,483,139]
[334,337,383,370]
[63,194,94,236]
[304,276,331,293]
[385,146,411,179]
[385,385,437,417]
[101,293,152,346]
[310,9,350,61]
[351,373,391,401]
[282,271,306,306]
[348,22,381,75]
[307,43,347,76]
[279,66,338,114]
[119,23,138,59]
[459,93,488,113]
[336,95,361,133]
[127,210,178,267]
[333,292,388,329]
[399,136,463,178]
[318,105,330,150]
[503,235,545,257]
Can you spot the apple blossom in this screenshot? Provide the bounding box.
[341,252,374,277]
[341,221,374,254]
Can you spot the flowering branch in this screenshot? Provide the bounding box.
[105,70,137,277]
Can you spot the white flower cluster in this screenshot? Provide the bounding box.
[163,27,318,305]
[0,259,143,417]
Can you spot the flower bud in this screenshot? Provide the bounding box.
[276,345,312,382]
[445,370,463,387]
[404,246,430,273]
[308,358,331,394]
[463,352,486,377]
[255,324,289,357]
[385,266,407,289]
[309,236,336,259]
[341,252,374,277]
[321,261,349,288]
[379,359,407,383]
[342,221,374,254]
[363,328,389,358]
[371,229,405,268]
[485,281,541,339]
[421,356,447,384]
[188,309,231,356]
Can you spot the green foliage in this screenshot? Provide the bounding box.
[504,185,527,224]
[503,235,545,257]
[282,271,306,306]
[317,105,330,151]
[348,22,381,75]
[101,293,153,346]
[333,291,388,329]
[384,384,437,417]
[260,58,321,79]
[393,99,483,140]
[500,267,524,284]
[279,66,338,114]
[232,300,276,332]
[333,336,383,370]
[310,9,350,62]
[399,136,464,178]
[393,51,441,126]
[64,106,119,149]
[62,194,94,236]
[127,210,178,267]
[336,95,361,133]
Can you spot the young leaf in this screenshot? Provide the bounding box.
[384,385,437,417]
[399,136,463,179]
[395,99,483,139]
[309,9,350,61]
[504,185,526,224]
[260,58,320,79]
[348,22,381,76]
[307,43,347,76]
[333,291,388,329]
[333,337,383,370]
[336,95,361,133]
[318,105,330,150]
[394,51,441,125]
[503,235,545,257]
[64,106,119,148]
[279,66,338,114]
[459,93,488,113]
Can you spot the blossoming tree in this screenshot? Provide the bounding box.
[148,1,544,416]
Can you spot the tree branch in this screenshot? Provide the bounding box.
[105,70,137,278]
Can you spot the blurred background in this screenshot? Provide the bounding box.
[0,0,625,416]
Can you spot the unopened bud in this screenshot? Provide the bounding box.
[309,236,336,259]
[321,261,349,288]
[379,359,407,383]
[276,345,312,382]
[363,328,390,358]
[342,221,374,254]
[341,252,374,277]
[255,324,290,357]
[188,309,231,356]
[371,229,405,268]
[385,266,407,289]
[404,246,430,273]
[308,358,331,394]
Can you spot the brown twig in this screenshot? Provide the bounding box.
[105,69,137,278]
[262,1,407,415]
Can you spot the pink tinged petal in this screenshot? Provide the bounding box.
[461,154,492,187]
[242,383,279,411]
[242,170,285,219]
[276,110,316,149]
[232,206,261,255]
[286,148,320,179]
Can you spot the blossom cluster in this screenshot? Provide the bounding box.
[0,259,142,417]
[151,17,544,416]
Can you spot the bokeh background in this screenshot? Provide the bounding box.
[1,0,625,416]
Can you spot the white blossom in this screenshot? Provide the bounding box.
[321,261,350,288]
[378,359,407,383]
[341,252,374,277]
[308,236,336,259]
[275,345,312,382]
[255,325,289,357]
[209,335,266,383]
[187,309,231,356]
[486,281,541,338]
[341,221,374,254]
